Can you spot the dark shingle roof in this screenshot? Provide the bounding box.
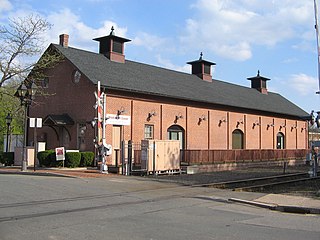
[53,44,308,118]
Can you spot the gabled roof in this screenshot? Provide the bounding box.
[43,114,74,126]
[52,44,308,118]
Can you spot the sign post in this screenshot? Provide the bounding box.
[29,118,42,171]
[55,147,65,167]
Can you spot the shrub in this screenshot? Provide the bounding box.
[38,150,84,168]
[0,152,14,166]
[37,150,55,167]
[80,152,94,167]
[65,152,81,168]
[49,151,64,167]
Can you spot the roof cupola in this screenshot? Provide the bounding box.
[93,26,131,63]
[187,52,216,82]
[247,70,270,94]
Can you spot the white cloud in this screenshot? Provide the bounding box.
[156,55,190,73]
[180,0,314,61]
[0,0,12,12]
[46,8,127,51]
[132,32,168,51]
[282,58,298,64]
[289,73,318,96]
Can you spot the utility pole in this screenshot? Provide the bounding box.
[314,0,320,93]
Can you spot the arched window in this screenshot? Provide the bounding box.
[276,132,285,149]
[232,129,244,149]
[167,125,185,150]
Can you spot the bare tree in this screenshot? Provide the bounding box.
[0,14,63,150]
[0,14,61,88]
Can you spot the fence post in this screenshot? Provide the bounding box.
[128,140,132,175]
[153,141,156,176]
[121,140,125,175]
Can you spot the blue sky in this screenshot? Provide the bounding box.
[1,0,320,114]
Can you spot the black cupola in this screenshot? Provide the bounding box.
[93,26,131,63]
[247,70,270,94]
[187,52,216,82]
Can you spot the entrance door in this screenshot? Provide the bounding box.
[167,125,185,150]
[112,125,121,165]
[167,125,185,162]
[59,127,70,149]
[276,132,285,149]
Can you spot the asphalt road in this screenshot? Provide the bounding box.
[0,174,319,240]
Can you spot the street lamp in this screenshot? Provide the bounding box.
[5,113,12,152]
[14,81,37,171]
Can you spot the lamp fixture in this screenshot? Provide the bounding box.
[279,124,286,130]
[236,120,244,128]
[116,106,125,118]
[218,118,227,127]
[267,123,274,130]
[5,113,12,153]
[147,110,157,121]
[253,121,260,128]
[198,115,207,125]
[174,113,183,123]
[14,80,38,172]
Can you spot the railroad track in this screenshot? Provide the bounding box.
[198,172,320,192]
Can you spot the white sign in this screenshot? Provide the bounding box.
[55,147,65,161]
[29,118,42,128]
[106,114,131,126]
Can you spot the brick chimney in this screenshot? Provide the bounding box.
[93,26,131,63]
[59,34,69,48]
[187,52,216,82]
[247,70,270,94]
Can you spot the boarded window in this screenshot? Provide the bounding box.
[192,64,202,75]
[232,129,244,149]
[41,77,49,88]
[204,64,211,74]
[99,41,110,54]
[112,41,122,54]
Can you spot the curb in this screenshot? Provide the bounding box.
[0,170,78,178]
[229,197,320,215]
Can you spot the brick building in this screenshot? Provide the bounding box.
[28,29,309,167]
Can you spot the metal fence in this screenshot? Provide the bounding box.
[120,140,146,175]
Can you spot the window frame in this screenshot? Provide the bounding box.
[144,124,154,140]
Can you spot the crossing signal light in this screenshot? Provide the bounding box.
[316,111,320,128]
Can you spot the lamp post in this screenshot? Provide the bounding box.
[14,81,37,171]
[5,113,12,152]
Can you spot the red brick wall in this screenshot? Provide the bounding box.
[29,59,96,151]
[29,59,308,154]
[187,107,209,150]
[261,116,274,149]
[245,114,261,149]
[210,110,228,149]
